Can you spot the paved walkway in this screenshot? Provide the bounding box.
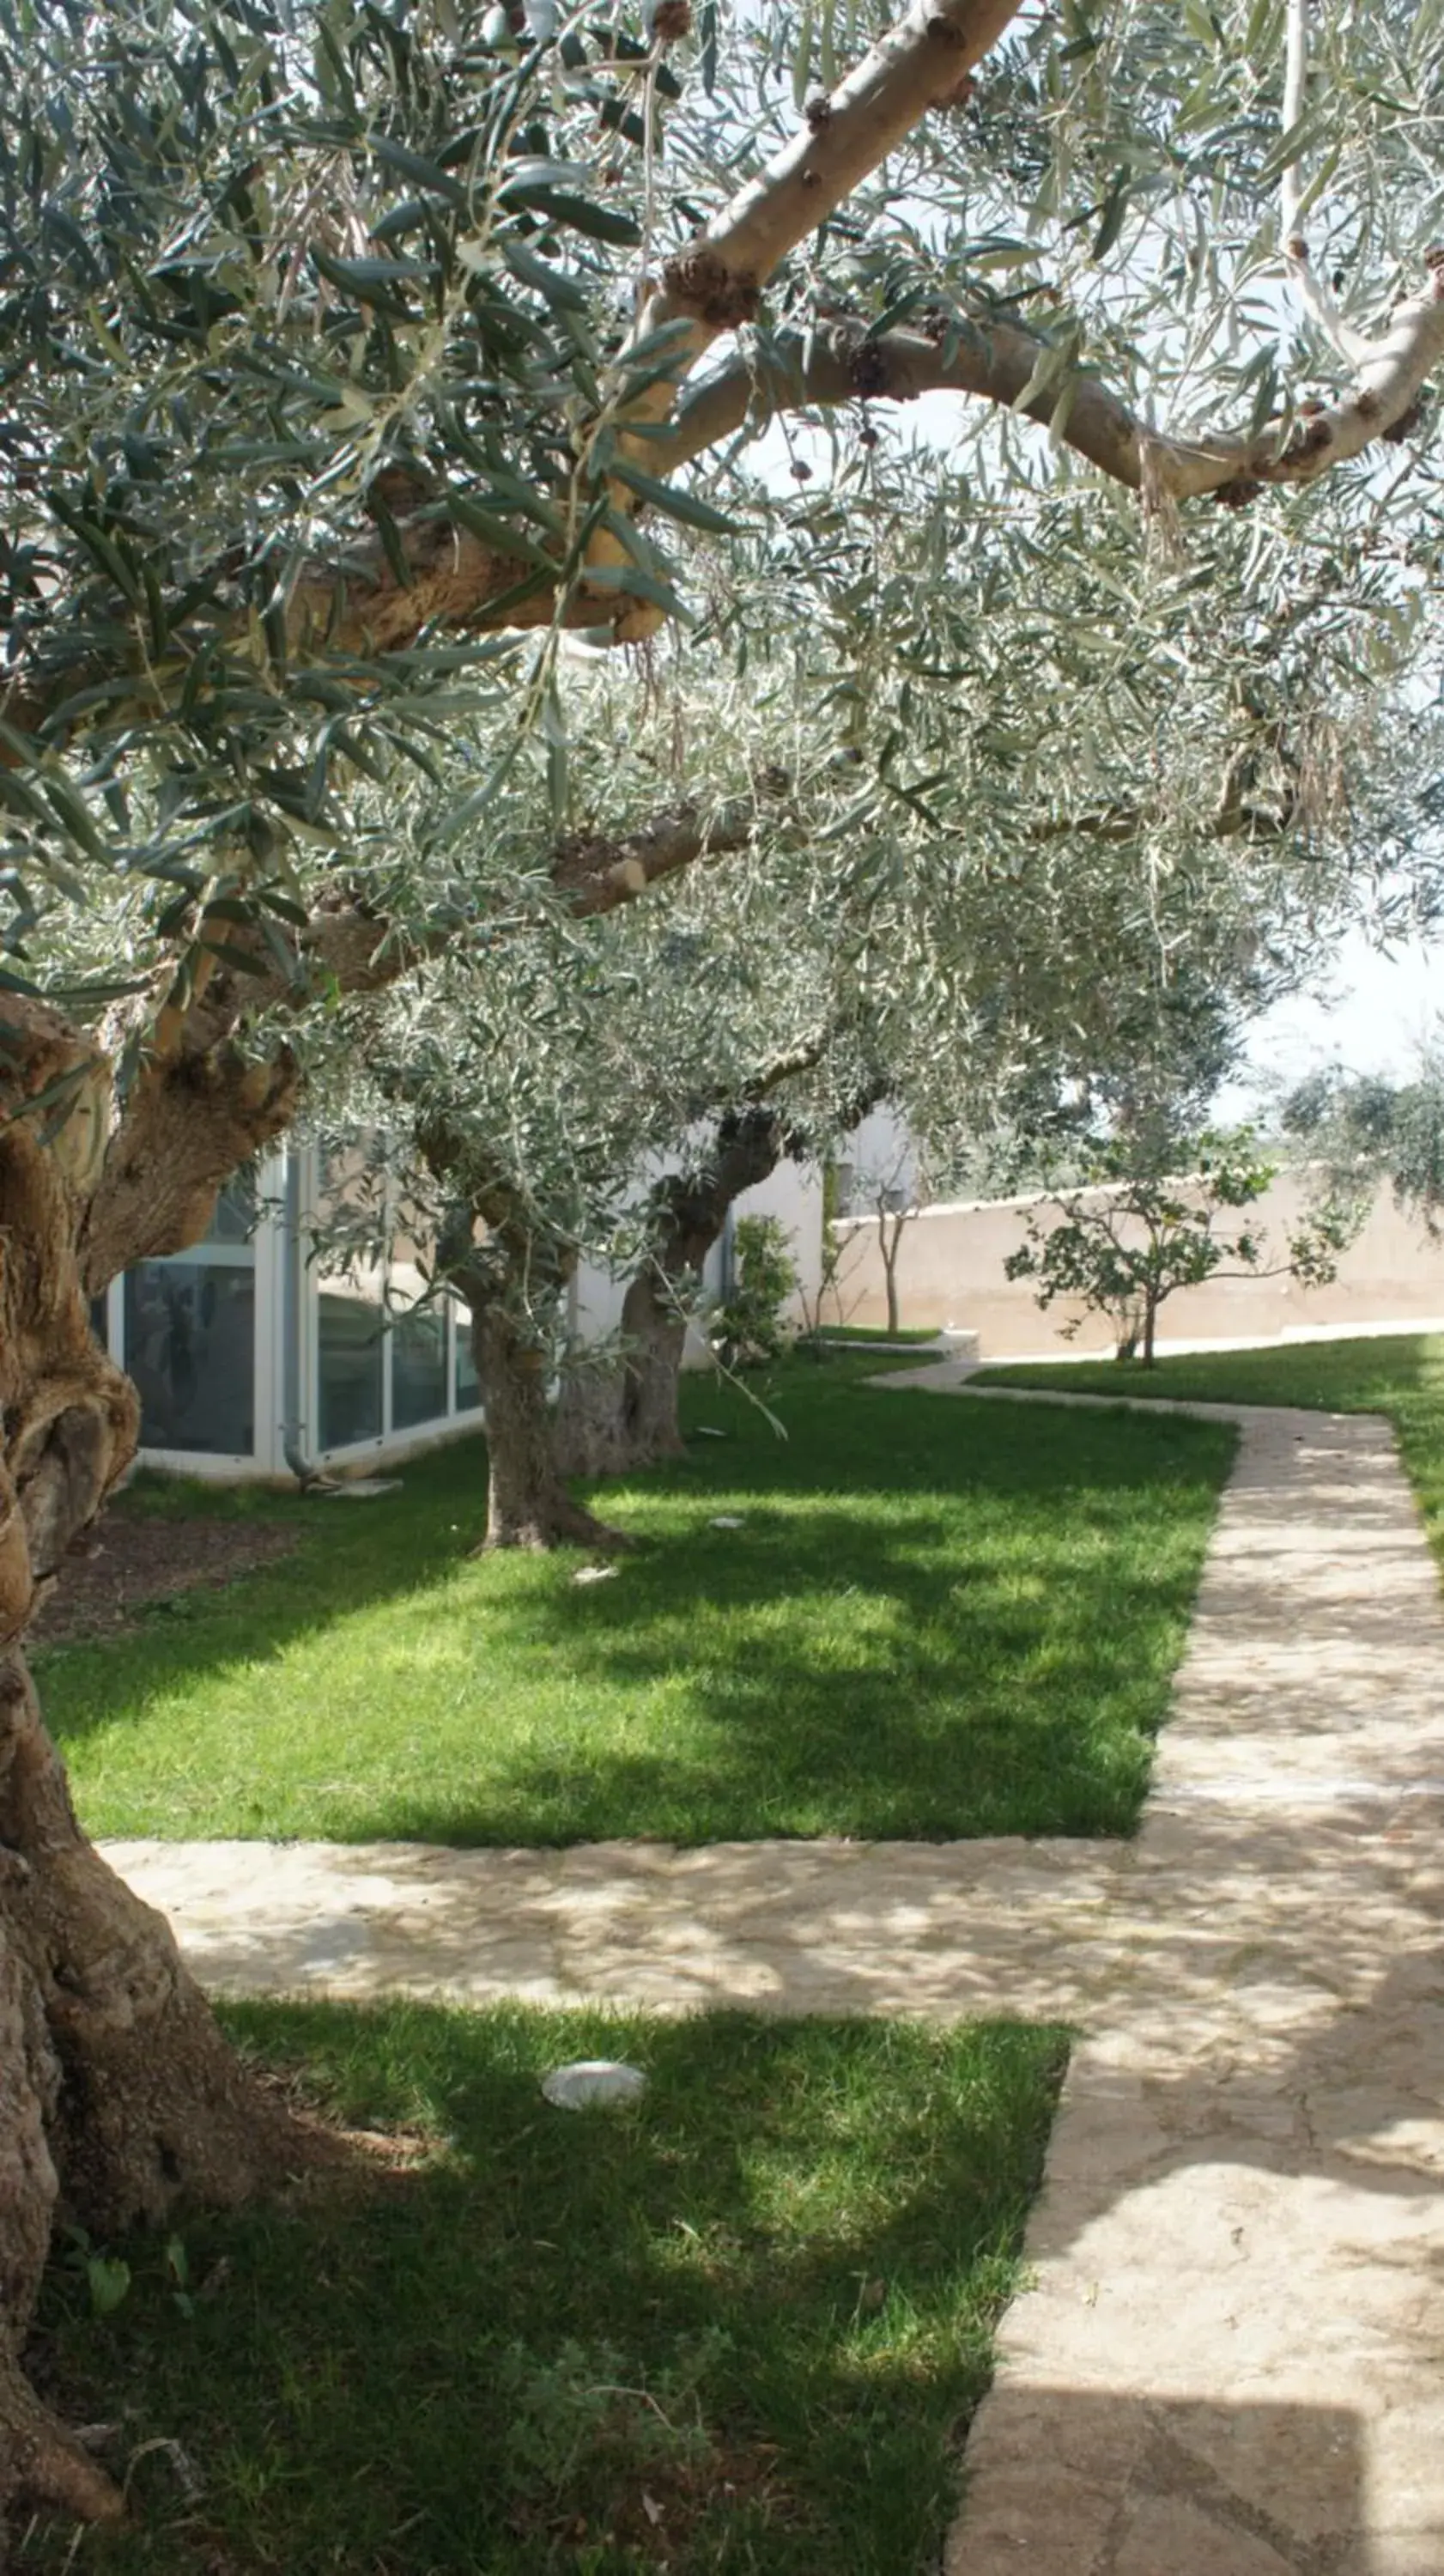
[104,1388,1444,2575]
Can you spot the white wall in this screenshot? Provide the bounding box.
[837,1104,918,1212]
[829,1171,1444,1356]
[569,1150,825,1368]
[735,1157,824,1321]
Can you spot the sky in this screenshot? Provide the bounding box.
[1218,928,1444,1120]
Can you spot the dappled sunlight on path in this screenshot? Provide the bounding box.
[939,1385,1444,2576]
[100,1828,1124,2018]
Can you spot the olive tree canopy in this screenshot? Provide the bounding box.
[5,0,1444,2534]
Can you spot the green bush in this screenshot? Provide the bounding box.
[711,1217,799,1370]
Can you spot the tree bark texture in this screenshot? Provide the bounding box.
[469,1298,624,1550]
[450,1220,629,1552]
[659,286,1444,502]
[564,1106,790,1479]
[0,1005,295,2533]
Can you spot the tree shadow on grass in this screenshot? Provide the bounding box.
[47,1388,1234,1846]
[24,2006,1069,2576]
[34,1430,495,1738]
[32,1800,1430,2572]
[355,1529,1215,1845]
[355,1400,1235,1844]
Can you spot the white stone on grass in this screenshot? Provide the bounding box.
[542,2060,646,2111]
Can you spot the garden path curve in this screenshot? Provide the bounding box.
[104,1382,1444,2574]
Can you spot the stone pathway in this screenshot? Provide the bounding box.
[104,1388,1444,2575]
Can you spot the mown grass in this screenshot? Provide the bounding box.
[40,1356,1233,1845]
[25,2002,1067,2576]
[974,1334,1444,1570]
[41,1356,1230,1846]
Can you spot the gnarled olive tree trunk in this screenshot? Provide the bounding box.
[0,809,746,2530]
[567,1105,790,1478]
[469,1296,627,1551]
[0,1004,300,2531]
[445,1202,629,1553]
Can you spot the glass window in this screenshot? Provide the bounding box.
[386,1200,447,1431]
[89,1295,108,1352]
[124,1262,256,1455]
[392,1298,448,1431]
[453,1303,482,1412]
[314,1138,387,1451]
[208,1173,258,1245]
[318,1288,385,1450]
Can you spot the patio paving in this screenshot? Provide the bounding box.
[104,1387,1444,2573]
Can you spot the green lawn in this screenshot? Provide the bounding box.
[26,2002,1067,2576]
[974,1334,1444,1567]
[40,1356,1234,1844]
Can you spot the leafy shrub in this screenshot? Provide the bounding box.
[710,1217,799,1370]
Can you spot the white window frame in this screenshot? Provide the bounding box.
[110,1139,482,1481]
[303,1142,478,1472]
[115,1169,279,1478]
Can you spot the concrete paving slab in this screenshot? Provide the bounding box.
[102,1831,1126,2018]
[937,1395,1444,2575]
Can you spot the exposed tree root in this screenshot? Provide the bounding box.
[479,1492,636,1553]
[0,2351,125,2528]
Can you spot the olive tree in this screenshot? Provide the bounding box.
[349,771,883,1540]
[5,0,1444,2526]
[1283,1051,1444,1236]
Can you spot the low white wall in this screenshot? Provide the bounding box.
[829,1171,1444,1356]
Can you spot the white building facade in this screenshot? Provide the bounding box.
[100,1144,823,1484]
[94,1145,482,1485]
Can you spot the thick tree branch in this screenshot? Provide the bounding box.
[666,0,1015,314]
[589,0,1022,626]
[1028,742,1296,849]
[4,0,1439,720]
[77,783,762,1288]
[76,1048,300,1297]
[751,1030,828,1100]
[660,315,1153,482]
[1,4,1033,699]
[550,793,761,916]
[72,893,408,1292]
[660,294,1444,497]
[649,1103,795,1283]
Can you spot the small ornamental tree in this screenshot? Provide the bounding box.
[1004,1127,1356,1366]
[847,1149,919,1336]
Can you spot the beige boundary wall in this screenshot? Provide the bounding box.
[829,1170,1444,1357]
